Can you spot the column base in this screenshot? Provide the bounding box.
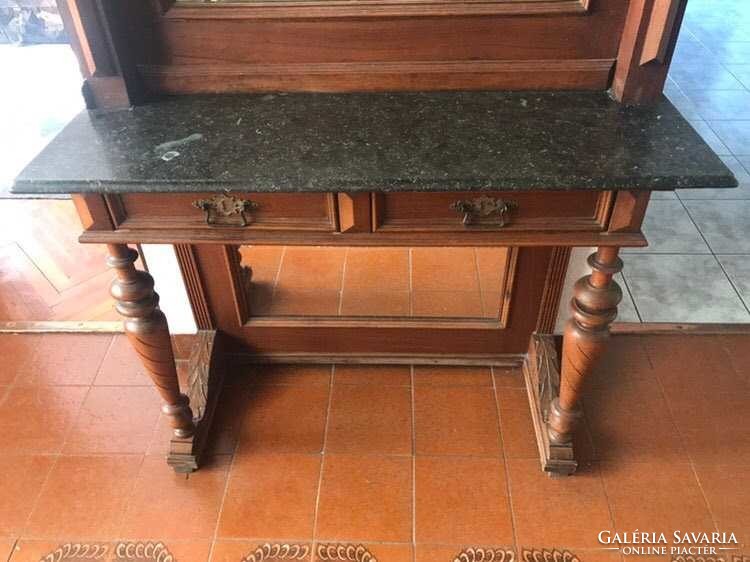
[522,333,578,477]
[167,330,227,473]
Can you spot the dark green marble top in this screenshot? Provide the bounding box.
[12,92,737,194]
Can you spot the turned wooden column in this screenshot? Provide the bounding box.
[107,244,195,438]
[548,246,623,445]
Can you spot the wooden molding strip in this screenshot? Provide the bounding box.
[0,321,124,333]
[231,351,526,367]
[165,0,589,20]
[611,322,750,335]
[141,58,614,78]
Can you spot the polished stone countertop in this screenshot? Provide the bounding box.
[12,92,737,194]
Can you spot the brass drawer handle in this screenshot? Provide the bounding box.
[193,193,258,227]
[450,196,517,226]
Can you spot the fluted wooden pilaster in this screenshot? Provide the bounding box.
[107,244,195,438]
[548,246,622,445]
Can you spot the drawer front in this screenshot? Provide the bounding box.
[372,191,613,232]
[107,192,339,232]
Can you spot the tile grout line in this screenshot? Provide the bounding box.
[311,364,335,547]
[410,364,417,555]
[640,341,722,534]
[679,196,750,317]
[617,271,644,324]
[491,365,520,554]
[207,376,247,560]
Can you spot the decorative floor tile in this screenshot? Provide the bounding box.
[718,255,750,309]
[622,200,710,254]
[623,254,750,323]
[685,200,750,253]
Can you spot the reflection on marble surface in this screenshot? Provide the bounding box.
[623,254,749,323]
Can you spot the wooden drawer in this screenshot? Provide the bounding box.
[372,191,613,232]
[107,192,339,232]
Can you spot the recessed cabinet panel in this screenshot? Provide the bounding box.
[373,191,612,233]
[107,192,339,232]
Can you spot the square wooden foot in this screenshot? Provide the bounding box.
[522,333,577,477]
[167,330,226,473]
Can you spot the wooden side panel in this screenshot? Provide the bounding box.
[71,193,114,231]
[613,0,688,104]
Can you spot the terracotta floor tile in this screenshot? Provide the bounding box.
[493,366,525,389]
[496,388,538,460]
[26,455,141,539]
[11,334,112,386]
[509,459,612,548]
[155,541,212,562]
[0,334,43,385]
[333,365,411,386]
[411,291,483,318]
[218,453,320,539]
[63,386,161,454]
[93,335,151,386]
[415,456,512,545]
[584,376,685,462]
[236,384,329,455]
[120,455,230,540]
[694,462,750,545]
[720,334,750,384]
[314,543,412,562]
[668,391,750,464]
[339,290,410,316]
[600,461,714,536]
[235,364,332,387]
[0,455,55,537]
[411,248,480,292]
[275,247,346,290]
[588,335,654,388]
[413,365,492,387]
[9,540,112,562]
[316,454,412,542]
[326,384,412,455]
[414,386,501,456]
[265,288,341,316]
[343,248,410,291]
[211,541,312,562]
[0,385,88,453]
[240,246,285,286]
[644,335,749,398]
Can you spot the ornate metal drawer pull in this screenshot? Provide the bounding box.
[192,193,258,227]
[450,196,517,226]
